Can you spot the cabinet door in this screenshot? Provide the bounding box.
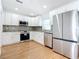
[2,33,12,45]
[11,14,19,25]
[4,13,12,25]
[11,33,20,43]
[2,12,5,25]
[28,18,36,26]
[30,32,44,45]
[28,17,41,26]
[53,39,63,55]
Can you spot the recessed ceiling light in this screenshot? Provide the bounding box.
[15,8,18,10]
[43,5,47,8]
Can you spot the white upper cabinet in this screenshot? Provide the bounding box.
[3,12,42,26]
[19,16,28,22]
[11,14,19,25]
[28,17,42,26]
[2,12,29,25]
[0,0,2,12]
[3,12,19,25]
[4,12,12,25]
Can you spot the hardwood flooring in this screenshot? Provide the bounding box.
[1,41,68,59]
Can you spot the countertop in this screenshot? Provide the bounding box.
[43,30,53,34]
[77,43,79,45]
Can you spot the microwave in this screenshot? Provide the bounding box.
[19,21,28,26]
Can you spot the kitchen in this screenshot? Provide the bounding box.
[0,0,79,59]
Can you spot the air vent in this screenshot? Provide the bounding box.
[16,0,23,4]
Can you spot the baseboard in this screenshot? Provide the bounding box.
[2,40,32,47]
[45,45,53,49]
[32,40,44,46]
[53,51,70,59]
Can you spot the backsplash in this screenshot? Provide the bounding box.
[3,25,42,32]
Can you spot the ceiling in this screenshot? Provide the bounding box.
[2,0,76,17]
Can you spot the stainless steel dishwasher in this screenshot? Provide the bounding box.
[78,46,79,59]
[44,32,53,48]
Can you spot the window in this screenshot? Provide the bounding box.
[42,19,51,30]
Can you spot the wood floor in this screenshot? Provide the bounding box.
[1,41,68,59]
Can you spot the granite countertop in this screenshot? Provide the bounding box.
[43,30,53,34]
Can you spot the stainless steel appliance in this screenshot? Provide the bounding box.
[78,46,79,59]
[19,21,28,26]
[20,31,29,41]
[44,32,53,48]
[53,10,78,59]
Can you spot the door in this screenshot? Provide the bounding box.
[63,11,78,41]
[53,14,63,38]
[53,39,63,55]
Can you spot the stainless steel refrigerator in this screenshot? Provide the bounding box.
[53,10,78,59]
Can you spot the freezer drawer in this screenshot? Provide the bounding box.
[63,41,78,59]
[53,39,78,59]
[44,33,53,48]
[53,39,63,55]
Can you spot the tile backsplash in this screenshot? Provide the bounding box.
[3,25,42,32]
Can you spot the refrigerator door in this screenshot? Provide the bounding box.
[53,39,63,55]
[53,14,63,38]
[63,11,78,41]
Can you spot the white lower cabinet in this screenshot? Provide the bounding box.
[11,32,20,43]
[30,31,44,45]
[2,33,12,45]
[2,32,20,45]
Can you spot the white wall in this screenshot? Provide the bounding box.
[0,0,3,55]
[50,0,79,15]
[50,0,79,25]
